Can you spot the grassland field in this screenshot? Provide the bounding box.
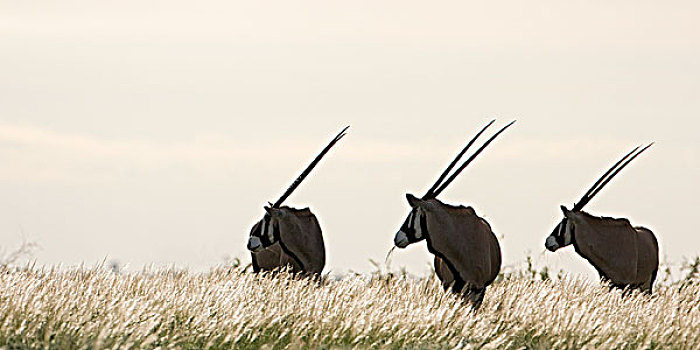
[1,257,699,350]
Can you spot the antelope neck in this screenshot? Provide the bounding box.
[277,238,306,272]
[424,231,467,294]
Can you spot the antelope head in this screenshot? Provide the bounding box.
[545,143,653,252]
[394,120,515,249]
[247,126,348,253]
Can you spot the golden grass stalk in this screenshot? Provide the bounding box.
[0,265,698,349]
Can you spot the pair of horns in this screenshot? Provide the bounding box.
[271,126,349,208]
[572,143,654,212]
[423,120,516,200]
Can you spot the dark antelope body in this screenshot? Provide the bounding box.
[394,120,514,306]
[247,126,348,275]
[545,144,659,293]
[248,206,325,274]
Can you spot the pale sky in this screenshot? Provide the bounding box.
[1,1,698,279]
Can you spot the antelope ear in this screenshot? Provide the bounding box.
[406,193,421,207]
[264,206,273,215]
[560,205,572,217]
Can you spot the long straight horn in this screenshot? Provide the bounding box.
[423,120,495,199]
[572,146,640,211]
[431,120,516,198]
[272,126,349,208]
[577,142,654,210]
[573,143,653,211]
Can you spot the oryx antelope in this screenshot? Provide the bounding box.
[545,144,659,293]
[393,120,514,306]
[247,126,348,275]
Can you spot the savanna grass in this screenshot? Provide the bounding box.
[1,265,698,349]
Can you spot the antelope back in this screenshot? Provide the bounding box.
[275,206,326,274]
[569,211,641,285]
[422,200,501,289]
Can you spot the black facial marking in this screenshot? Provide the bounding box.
[555,218,568,246]
[260,216,273,246]
[401,209,428,243]
[251,221,262,237]
[401,212,416,237]
[273,222,280,241]
[420,214,428,237]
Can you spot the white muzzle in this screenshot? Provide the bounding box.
[247,236,263,252]
[394,231,409,248]
[545,236,559,252]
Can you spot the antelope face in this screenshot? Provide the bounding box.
[394,193,428,248]
[545,205,574,252]
[247,207,281,252]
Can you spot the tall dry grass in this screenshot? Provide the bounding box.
[0,264,698,349]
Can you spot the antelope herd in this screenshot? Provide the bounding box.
[246,122,659,306]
